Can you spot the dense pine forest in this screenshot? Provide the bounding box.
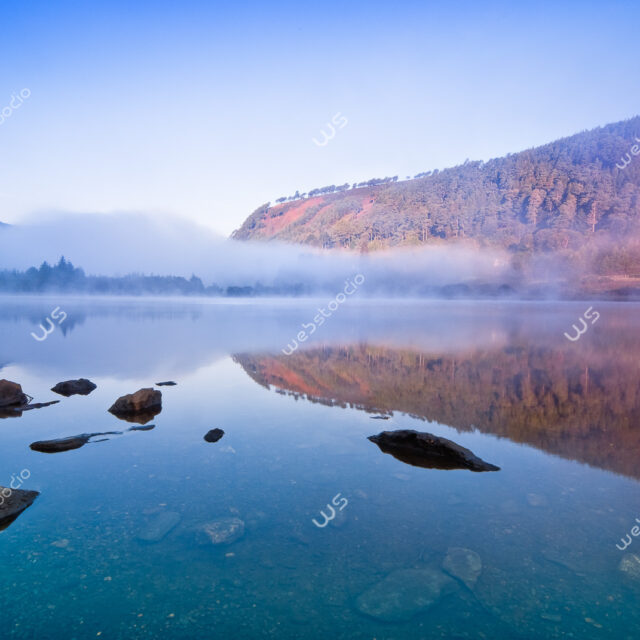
[234,117,640,275]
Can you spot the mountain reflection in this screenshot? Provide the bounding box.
[234,340,640,481]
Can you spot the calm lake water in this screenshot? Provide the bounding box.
[1,296,640,639]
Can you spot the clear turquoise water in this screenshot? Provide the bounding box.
[1,297,640,639]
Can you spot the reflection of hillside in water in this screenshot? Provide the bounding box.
[234,336,640,481]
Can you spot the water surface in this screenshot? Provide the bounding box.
[1,296,639,639]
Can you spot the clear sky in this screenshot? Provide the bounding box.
[0,0,638,236]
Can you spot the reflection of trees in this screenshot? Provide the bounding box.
[235,341,640,480]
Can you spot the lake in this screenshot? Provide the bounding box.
[1,296,640,639]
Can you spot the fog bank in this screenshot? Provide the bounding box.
[0,212,512,290]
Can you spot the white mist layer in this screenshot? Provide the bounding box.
[0,212,511,289]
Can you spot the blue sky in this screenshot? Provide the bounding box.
[0,0,638,236]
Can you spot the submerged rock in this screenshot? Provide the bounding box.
[0,486,39,531]
[442,547,483,588]
[355,568,455,621]
[128,424,156,432]
[0,380,29,407]
[108,388,162,424]
[30,431,122,453]
[155,381,177,386]
[527,493,548,508]
[137,511,181,543]
[619,554,640,581]
[204,428,225,443]
[368,430,500,472]
[51,379,97,397]
[198,517,245,545]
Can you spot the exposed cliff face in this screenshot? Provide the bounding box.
[234,339,640,481]
[233,117,640,262]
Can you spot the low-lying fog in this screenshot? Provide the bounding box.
[0,212,512,291]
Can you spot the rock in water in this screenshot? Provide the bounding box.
[108,388,162,424]
[204,428,225,443]
[51,379,97,397]
[30,431,122,453]
[137,511,181,543]
[0,380,28,407]
[442,547,483,588]
[368,430,500,472]
[0,486,39,531]
[198,518,245,545]
[619,554,640,581]
[128,424,156,432]
[355,568,455,621]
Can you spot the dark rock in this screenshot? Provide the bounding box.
[204,428,225,443]
[0,387,59,418]
[0,486,39,531]
[368,430,500,472]
[155,381,177,386]
[370,415,390,420]
[355,568,455,621]
[0,380,29,407]
[137,511,181,543]
[197,517,245,545]
[30,431,122,453]
[108,388,162,424]
[51,379,97,397]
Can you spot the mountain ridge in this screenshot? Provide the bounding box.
[233,117,640,271]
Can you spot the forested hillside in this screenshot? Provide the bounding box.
[233,117,640,273]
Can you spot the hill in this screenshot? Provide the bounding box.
[233,117,640,274]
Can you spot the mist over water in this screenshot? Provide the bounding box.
[0,212,511,291]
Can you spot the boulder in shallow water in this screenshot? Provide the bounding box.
[51,379,97,397]
[204,428,225,443]
[355,568,455,621]
[0,486,39,531]
[198,517,245,545]
[108,388,162,424]
[368,430,500,472]
[0,380,28,407]
[137,511,181,543]
[442,547,483,588]
[619,554,640,581]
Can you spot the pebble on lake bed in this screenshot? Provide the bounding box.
[198,518,245,545]
[619,553,640,581]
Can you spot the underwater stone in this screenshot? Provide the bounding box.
[137,511,181,543]
[355,568,455,622]
[442,547,483,588]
